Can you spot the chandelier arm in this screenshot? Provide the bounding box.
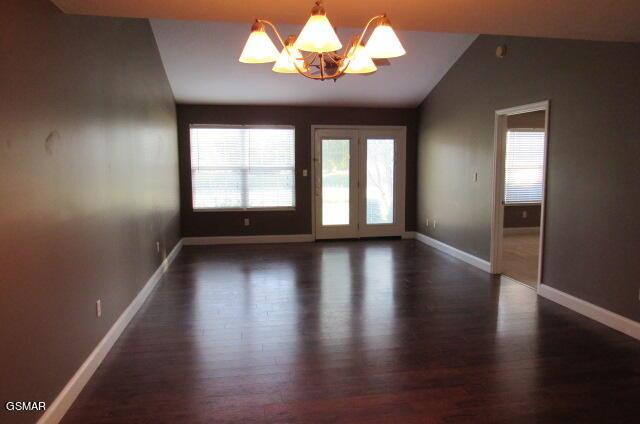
[282,51,345,80]
[257,19,287,49]
[339,16,382,74]
[256,19,318,80]
[340,57,352,75]
[292,53,319,80]
[290,48,310,78]
[338,35,358,73]
[258,19,319,80]
[341,35,357,56]
[296,71,331,81]
[355,14,385,48]
[326,70,346,79]
[293,65,319,80]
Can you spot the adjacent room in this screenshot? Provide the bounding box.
[1,1,639,423]
[499,109,547,288]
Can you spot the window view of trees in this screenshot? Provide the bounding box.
[366,139,394,224]
[320,138,395,226]
[321,139,350,225]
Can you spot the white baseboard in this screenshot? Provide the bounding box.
[37,239,183,424]
[182,234,314,246]
[503,226,540,235]
[538,284,640,341]
[414,232,491,273]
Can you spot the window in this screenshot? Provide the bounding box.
[190,126,295,210]
[504,129,545,204]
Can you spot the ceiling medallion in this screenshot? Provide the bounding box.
[239,1,406,81]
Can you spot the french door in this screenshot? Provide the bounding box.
[313,127,406,239]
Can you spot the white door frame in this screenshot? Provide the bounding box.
[490,100,550,290]
[313,128,359,239]
[311,125,407,239]
[357,128,407,237]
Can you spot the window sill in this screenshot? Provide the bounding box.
[193,207,296,212]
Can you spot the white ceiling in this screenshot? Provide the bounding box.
[150,20,476,107]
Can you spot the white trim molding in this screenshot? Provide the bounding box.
[414,232,491,273]
[311,125,407,240]
[538,284,640,341]
[37,240,184,424]
[490,100,550,283]
[182,234,314,246]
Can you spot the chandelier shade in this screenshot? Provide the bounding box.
[343,43,377,74]
[239,1,406,81]
[293,11,342,53]
[239,22,280,63]
[273,37,309,73]
[365,17,407,59]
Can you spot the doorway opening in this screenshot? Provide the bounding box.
[490,101,549,290]
[311,126,406,240]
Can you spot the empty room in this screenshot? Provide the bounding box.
[2,1,640,423]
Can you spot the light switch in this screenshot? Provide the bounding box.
[303,169,308,177]
[244,218,250,226]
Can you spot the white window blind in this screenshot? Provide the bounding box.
[504,129,545,204]
[190,126,295,210]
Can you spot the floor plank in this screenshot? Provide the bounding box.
[62,240,640,423]
[502,231,540,286]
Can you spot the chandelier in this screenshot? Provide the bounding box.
[239,1,406,81]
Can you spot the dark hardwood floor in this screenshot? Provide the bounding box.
[63,240,640,423]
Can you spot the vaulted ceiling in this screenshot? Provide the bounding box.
[150,20,475,107]
[53,0,640,42]
[51,0,640,107]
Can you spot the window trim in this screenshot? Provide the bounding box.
[504,202,542,207]
[503,127,545,206]
[189,124,297,212]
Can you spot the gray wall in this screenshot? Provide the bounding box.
[417,35,640,321]
[504,205,541,228]
[507,110,545,129]
[0,1,180,422]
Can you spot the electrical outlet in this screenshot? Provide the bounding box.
[96,299,102,318]
[156,241,160,253]
[522,211,528,219]
[426,218,429,228]
[433,219,437,229]
[303,169,308,177]
[638,289,640,301]
[244,218,250,226]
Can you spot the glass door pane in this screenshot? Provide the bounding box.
[322,139,351,225]
[365,139,395,224]
[315,127,404,240]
